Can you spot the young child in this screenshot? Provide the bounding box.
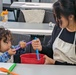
[0,27,26,63]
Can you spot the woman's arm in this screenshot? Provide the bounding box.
[40,25,61,58]
[55,61,76,66]
[44,55,76,66]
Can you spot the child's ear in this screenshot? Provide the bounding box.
[69,15,74,21]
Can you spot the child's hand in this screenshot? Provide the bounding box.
[8,48,16,55]
[19,41,26,49]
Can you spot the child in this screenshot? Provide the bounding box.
[0,27,26,63]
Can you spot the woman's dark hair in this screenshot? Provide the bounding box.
[53,0,76,24]
[0,26,12,43]
[53,1,62,25]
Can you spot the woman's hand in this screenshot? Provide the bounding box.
[32,39,42,51]
[19,41,26,49]
[44,55,55,65]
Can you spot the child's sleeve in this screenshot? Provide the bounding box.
[0,52,11,62]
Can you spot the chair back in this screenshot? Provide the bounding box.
[42,35,51,45]
[39,0,57,3]
[11,0,18,4]
[18,10,55,23]
[43,10,55,23]
[12,33,31,53]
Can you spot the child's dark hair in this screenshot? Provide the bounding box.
[53,0,76,24]
[0,26,12,43]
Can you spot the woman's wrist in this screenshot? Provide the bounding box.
[52,60,55,64]
[49,59,55,65]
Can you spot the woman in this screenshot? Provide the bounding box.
[32,0,76,65]
[0,27,26,62]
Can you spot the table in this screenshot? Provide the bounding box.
[0,63,76,75]
[10,2,53,10]
[14,64,76,75]
[0,21,53,35]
